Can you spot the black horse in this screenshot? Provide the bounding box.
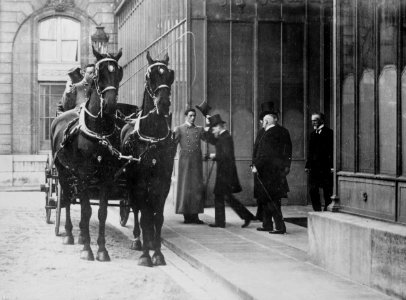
[51,47,123,261]
[121,52,176,267]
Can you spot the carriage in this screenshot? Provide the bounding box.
[40,102,137,236]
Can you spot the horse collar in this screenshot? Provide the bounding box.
[79,103,115,140]
[132,110,171,144]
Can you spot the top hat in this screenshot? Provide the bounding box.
[208,114,226,127]
[195,99,212,116]
[259,101,278,120]
[67,67,83,84]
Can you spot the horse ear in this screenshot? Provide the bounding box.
[163,53,169,65]
[114,48,123,61]
[146,51,154,65]
[118,66,123,82]
[92,46,104,61]
[168,70,175,85]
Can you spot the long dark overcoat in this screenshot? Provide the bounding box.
[207,130,242,195]
[253,124,292,199]
[305,126,333,185]
[173,123,206,214]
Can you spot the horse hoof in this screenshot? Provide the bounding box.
[96,250,111,262]
[138,254,152,267]
[80,249,94,261]
[130,239,142,251]
[77,236,85,245]
[63,235,74,245]
[152,252,166,266]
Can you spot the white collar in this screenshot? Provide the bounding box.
[316,124,324,131]
[265,124,275,131]
[185,121,194,127]
[219,129,226,135]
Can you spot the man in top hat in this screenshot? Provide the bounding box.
[251,104,292,234]
[305,112,333,211]
[252,101,274,222]
[205,114,255,228]
[57,64,95,115]
[173,108,207,224]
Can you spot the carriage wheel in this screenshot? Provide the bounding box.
[119,199,130,227]
[55,180,62,236]
[43,157,53,224]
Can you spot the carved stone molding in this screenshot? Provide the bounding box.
[46,0,75,12]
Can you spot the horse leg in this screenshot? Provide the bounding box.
[96,188,110,262]
[130,208,142,251]
[152,205,166,266]
[63,201,74,245]
[138,207,153,267]
[129,188,142,251]
[79,193,94,261]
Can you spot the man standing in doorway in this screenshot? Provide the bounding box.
[305,112,333,211]
[252,108,292,234]
[174,108,206,224]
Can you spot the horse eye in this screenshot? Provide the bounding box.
[159,68,165,74]
[108,65,115,72]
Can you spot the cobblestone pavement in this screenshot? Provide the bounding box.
[0,192,205,300]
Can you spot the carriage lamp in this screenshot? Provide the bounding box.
[91,26,109,54]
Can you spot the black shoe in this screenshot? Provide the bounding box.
[269,230,286,234]
[257,227,273,232]
[193,219,205,225]
[241,218,251,228]
[183,220,193,224]
[209,223,225,228]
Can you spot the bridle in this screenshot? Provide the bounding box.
[144,62,172,115]
[85,57,120,118]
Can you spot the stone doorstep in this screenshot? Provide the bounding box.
[308,212,406,300]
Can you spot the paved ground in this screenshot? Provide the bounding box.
[0,192,223,300]
[152,200,396,300]
[0,191,397,300]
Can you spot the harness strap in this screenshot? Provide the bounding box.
[79,103,116,140]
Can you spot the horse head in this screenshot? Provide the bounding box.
[91,46,123,116]
[144,51,174,117]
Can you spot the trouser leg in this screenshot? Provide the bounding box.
[214,194,226,226]
[183,214,192,222]
[309,181,322,211]
[260,196,273,230]
[322,184,333,211]
[255,200,263,221]
[226,194,254,220]
[267,198,285,232]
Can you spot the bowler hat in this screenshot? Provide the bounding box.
[67,67,83,84]
[195,99,212,116]
[208,114,226,127]
[259,101,278,120]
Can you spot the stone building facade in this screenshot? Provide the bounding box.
[0,0,117,187]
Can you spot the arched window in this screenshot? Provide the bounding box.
[38,17,80,151]
[39,17,80,63]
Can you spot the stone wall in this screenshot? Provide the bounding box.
[0,0,117,155]
[308,212,406,299]
[0,155,48,188]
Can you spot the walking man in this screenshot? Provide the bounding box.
[305,112,333,211]
[252,108,292,234]
[206,114,254,228]
[173,108,206,224]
